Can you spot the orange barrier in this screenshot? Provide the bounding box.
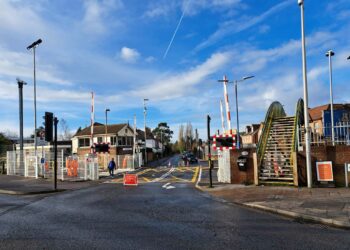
[66,158,78,177]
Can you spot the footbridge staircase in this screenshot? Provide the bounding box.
[256,99,304,186]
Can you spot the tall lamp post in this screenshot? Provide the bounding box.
[26,38,42,156]
[298,0,312,188]
[233,76,254,149]
[105,108,110,143]
[326,50,335,146]
[143,98,149,166]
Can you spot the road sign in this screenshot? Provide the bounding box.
[123,173,138,186]
[347,163,350,172]
[40,158,45,164]
[316,161,333,182]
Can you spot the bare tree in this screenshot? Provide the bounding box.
[60,119,72,140]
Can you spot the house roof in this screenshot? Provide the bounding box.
[136,128,154,140]
[309,104,350,121]
[74,123,129,137]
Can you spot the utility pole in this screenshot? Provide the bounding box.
[54,117,58,191]
[17,78,27,168]
[105,108,110,143]
[298,0,312,188]
[207,115,213,188]
[143,98,149,166]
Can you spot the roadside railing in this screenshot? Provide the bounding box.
[298,122,350,146]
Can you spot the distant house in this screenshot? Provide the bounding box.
[241,124,262,148]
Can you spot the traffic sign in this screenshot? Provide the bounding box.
[123,173,138,186]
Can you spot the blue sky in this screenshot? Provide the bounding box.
[0,0,350,141]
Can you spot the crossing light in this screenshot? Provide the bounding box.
[44,112,53,142]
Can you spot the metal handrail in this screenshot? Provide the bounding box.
[256,101,286,167]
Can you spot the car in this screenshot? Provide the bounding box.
[186,154,198,163]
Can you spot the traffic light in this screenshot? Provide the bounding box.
[44,112,53,142]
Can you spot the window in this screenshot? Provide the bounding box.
[97,137,103,143]
[78,138,90,147]
[111,136,117,145]
[116,136,133,146]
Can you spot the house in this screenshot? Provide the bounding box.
[72,123,137,168]
[309,104,350,136]
[241,124,262,148]
[136,128,162,162]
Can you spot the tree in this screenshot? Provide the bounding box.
[152,122,173,145]
[59,119,72,140]
[178,124,185,152]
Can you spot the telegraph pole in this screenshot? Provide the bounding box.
[17,78,27,168]
[207,115,213,188]
[143,98,149,166]
[54,117,58,191]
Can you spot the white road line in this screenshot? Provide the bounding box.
[151,166,176,183]
[195,166,202,187]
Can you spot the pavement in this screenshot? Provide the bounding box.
[0,155,181,195]
[0,174,100,195]
[197,164,350,230]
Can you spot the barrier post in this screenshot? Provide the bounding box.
[61,150,64,181]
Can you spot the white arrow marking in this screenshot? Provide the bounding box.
[162,182,171,188]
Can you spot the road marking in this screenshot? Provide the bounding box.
[196,166,202,187]
[151,166,175,182]
[171,176,190,182]
[191,167,200,183]
[162,182,171,188]
[143,177,151,182]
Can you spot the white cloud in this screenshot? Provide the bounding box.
[120,47,141,63]
[82,0,123,34]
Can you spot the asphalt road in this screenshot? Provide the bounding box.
[0,156,349,249]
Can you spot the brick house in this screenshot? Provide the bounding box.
[72,123,136,168]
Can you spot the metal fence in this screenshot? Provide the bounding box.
[298,122,350,146]
[6,150,99,181]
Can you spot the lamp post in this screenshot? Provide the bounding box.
[105,108,110,143]
[298,0,312,188]
[143,98,149,166]
[347,56,350,60]
[26,38,42,156]
[326,50,335,146]
[233,76,254,149]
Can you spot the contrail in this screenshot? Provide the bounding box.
[163,5,187,59]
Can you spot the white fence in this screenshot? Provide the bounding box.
[298,122,350,146]
[6,150,99,181]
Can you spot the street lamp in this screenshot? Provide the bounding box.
[105,108,110,143]
[143,98,149,165]
[27,38,42,155]
[326,50,335,146]
[347,56,350,60]
[298,0,312,188]
[233,76,254,149]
